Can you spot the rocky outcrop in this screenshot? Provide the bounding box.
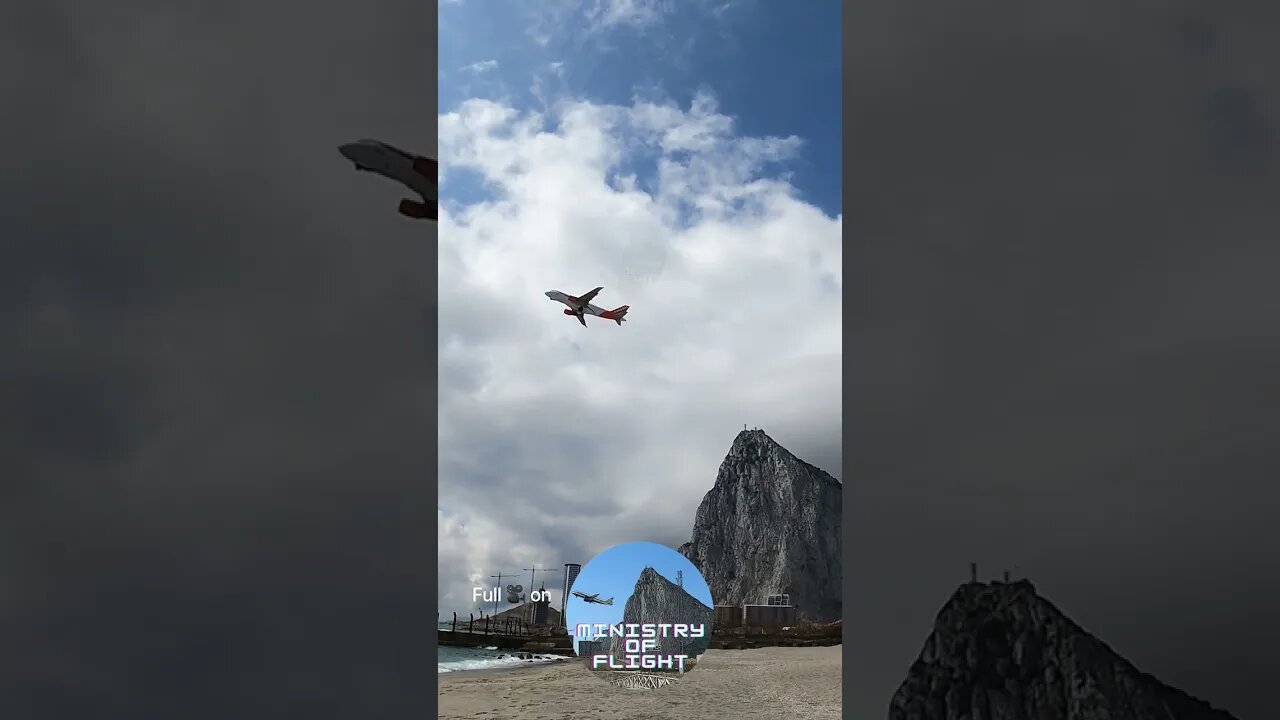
[889,580,1240,720]
[607,567,713,661]
[678,429,841,621]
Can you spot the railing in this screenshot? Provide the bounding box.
[449,611,533,636]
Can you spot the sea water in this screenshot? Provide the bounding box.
[436,623,569,673]
[437,645,569,673]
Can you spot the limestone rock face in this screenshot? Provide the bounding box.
[678,429,842,621]
[607,567,713,662]
[888,581,1240,720]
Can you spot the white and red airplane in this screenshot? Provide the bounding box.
[338,138,437,220]
[545,287,629,327]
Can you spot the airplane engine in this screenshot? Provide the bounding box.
[398,198,436,220]
[563,309,575,316]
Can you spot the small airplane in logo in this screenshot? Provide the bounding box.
[545,286,629,327]
[572,590,614,605]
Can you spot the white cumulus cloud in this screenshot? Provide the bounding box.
[436,90,841,615]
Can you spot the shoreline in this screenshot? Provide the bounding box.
[438,647,574,675]
[438,645,842,720]
[438,657,574,676]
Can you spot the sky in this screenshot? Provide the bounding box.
[846,3,1279,719]
[2,1,436,717]
[564,541,713,652]
[435,0,842,622]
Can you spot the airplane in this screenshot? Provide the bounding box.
[545,287,630,327]
[572,591,614,606]
[338,138,437,220]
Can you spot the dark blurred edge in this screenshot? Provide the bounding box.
[840,0,855,714]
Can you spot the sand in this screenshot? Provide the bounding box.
[437,645,843,720]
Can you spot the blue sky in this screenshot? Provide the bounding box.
[564,541,713,652]
[439,0,840,216]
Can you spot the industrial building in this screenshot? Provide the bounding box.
[490,596,561,628]
[713,593,798,631]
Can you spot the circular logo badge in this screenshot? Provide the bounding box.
[565,541,714,688]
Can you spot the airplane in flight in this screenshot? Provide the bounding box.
[572,591,614,606]
[545,287,630,327]
[338,138,437,220]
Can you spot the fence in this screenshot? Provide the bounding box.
[448,611,533,636]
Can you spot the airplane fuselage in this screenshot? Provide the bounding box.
[339,139,437,202]
[546,290,581,311]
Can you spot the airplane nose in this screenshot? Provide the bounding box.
[338,143,359,160]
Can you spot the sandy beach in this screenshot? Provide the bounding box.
[438,645,842,720]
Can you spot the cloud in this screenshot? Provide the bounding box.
[461,59,499,74]
[711,1,741,20]
[845,4,1280,719]
[526,0,678,46]
[585,0,675,31]
[435,90,841,615]
[2,0,437,715]
[531,62,570,111]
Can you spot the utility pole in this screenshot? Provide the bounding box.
[524,567,558,624]
[677,570,683,588]
[490,571,516,617]
[524,566,565,622]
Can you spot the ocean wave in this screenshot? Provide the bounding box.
[437,649,568,674]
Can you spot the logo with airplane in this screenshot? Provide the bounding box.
[572,590,615,606]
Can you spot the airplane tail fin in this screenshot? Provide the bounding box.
[601,305,629,326]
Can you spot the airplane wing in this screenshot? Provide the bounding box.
[576,287,603,305]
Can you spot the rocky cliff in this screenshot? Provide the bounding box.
[889,580,1240,720]
[677,429,842,621]
[607,567,714,662]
